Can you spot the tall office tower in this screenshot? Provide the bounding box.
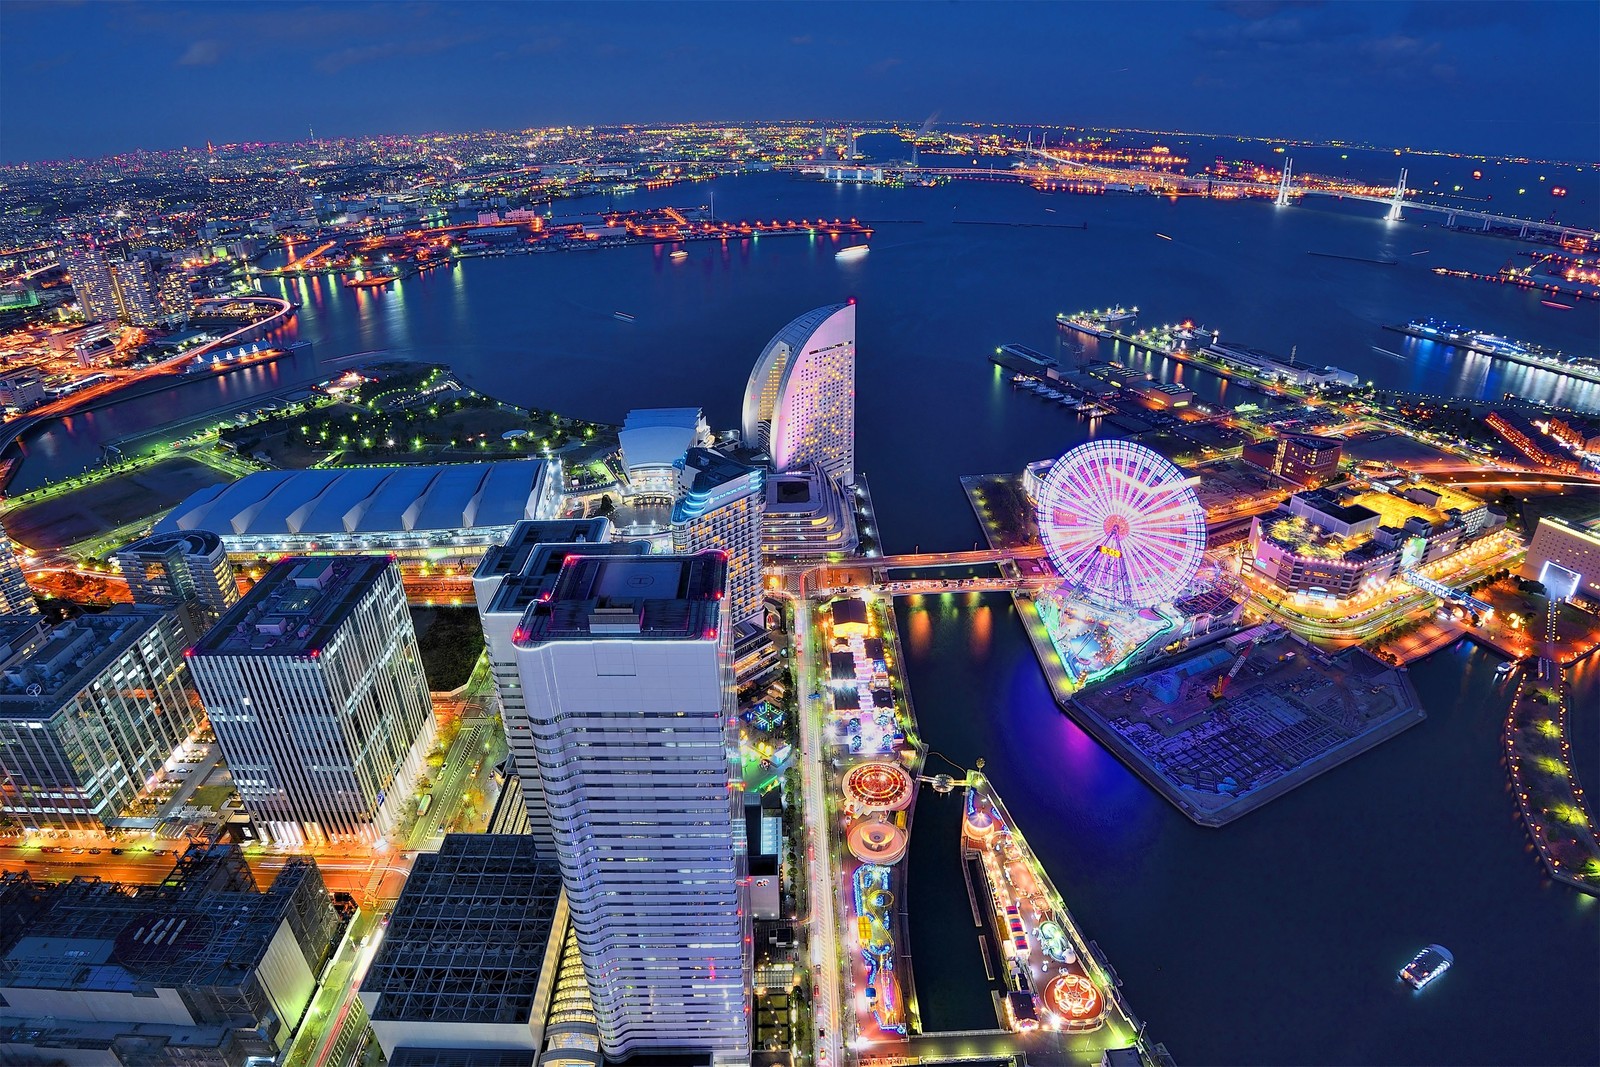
[471,518,634,854]
[0,607,200,831]
[0,520,38,617]
[157,260,195,322]
[109,257,164,327]
[60,243,121,322]
[672,447,766,627]
[189,557,436,847]
[512,553,749,1063]
[114,530,240,625]
[741,302,857,486]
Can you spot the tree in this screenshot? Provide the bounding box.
[597,494,616,517]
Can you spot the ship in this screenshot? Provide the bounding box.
[1399,944,1453,991]
[669,249,689,261]
[613,311,635,322]
[1057,306,1138,339]
[835,244,869,261]
[343,274,397,289]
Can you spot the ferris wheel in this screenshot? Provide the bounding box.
[1034,440,1207,608]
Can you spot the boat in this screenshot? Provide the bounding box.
[343,274,397,289]
[669,249,689,261]
[1399,945,1453,990]
[1542,300,1574,310]
[835,244,870,261]
[1057,306,1138,339]
[1496,661,1516,676]
[613,311,635,323]
[1155,233,1173,241]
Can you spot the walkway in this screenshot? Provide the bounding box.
[1504,663,1600,895]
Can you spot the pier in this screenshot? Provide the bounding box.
[1504,663,1600,895]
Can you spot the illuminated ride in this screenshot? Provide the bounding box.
[847,817,909,864]
[843,761,914,812]
[1034,440,1206,608]
[852,863,907,1036]
[1042,971,1104,1028]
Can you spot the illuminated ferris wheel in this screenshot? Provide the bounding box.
[1034,440,1206,608]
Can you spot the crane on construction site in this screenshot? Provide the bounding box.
[1211,635,1261,700]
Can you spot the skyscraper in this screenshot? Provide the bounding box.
[742,302,857,486]
[511,552,749,1063]
[470,517,637,854]
[114,529,240,625]
[189,557,436,847]
[0,520,38,617]
[672,447,765,627]
[60,243,121,322]
[0,607,200,831]
[109,257,164,327]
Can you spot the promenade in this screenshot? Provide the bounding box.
[1504,664,1600,895]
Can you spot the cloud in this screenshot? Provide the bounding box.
[177,39,223,66]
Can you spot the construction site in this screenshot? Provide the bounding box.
[1071,624,1427,826]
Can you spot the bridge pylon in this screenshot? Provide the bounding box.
[1275,158,1294,207]
[1386,168,1408,221]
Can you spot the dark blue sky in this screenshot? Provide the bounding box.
[3,1,1595,163]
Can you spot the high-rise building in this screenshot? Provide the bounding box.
[511,553,749,1063]
[742,302,857,486]
[115,529,240,625]
[189,557,437,847]
[110,257,164,327]
[0,846,340,1067]
[61,243,121,322]
[471,518,637,854]
[0,607,200,831]
[0,519,38,617]
[672,447,765,626]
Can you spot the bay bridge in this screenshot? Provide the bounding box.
[835,152,1597,246]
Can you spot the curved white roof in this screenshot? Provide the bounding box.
[619,407,707,473]
[155,461,558,539]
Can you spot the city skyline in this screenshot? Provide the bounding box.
[0,2,1596,163]
[0,12,1596,1062]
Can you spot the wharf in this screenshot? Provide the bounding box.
[1381,323,1600,387]
[1064,320,1279,396]
[1504,666,1600,895]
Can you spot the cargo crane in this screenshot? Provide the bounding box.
[1211,635,1260,700]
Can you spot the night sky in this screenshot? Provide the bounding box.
[2,1,1595,163]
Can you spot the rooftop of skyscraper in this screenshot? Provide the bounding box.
[488,541,648,619]
[191,555,393,658]
[515,552,726,644]
[473,518,612,581]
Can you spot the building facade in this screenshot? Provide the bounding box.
[0,519,38,617]
[742,302,856,486]
[115,530,240,624]
[511,553,749,1063]
[61,243,121,322]
[617,408,711,498]
[0,607,200,831]
[471,519,631,854]
[1525,516,1600,601]
[0,369,46,412]
[1241,433,1342,486]
[189,557,436,846]
[671,447,766,626]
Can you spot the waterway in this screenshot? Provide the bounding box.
[7,148,1599,1062]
